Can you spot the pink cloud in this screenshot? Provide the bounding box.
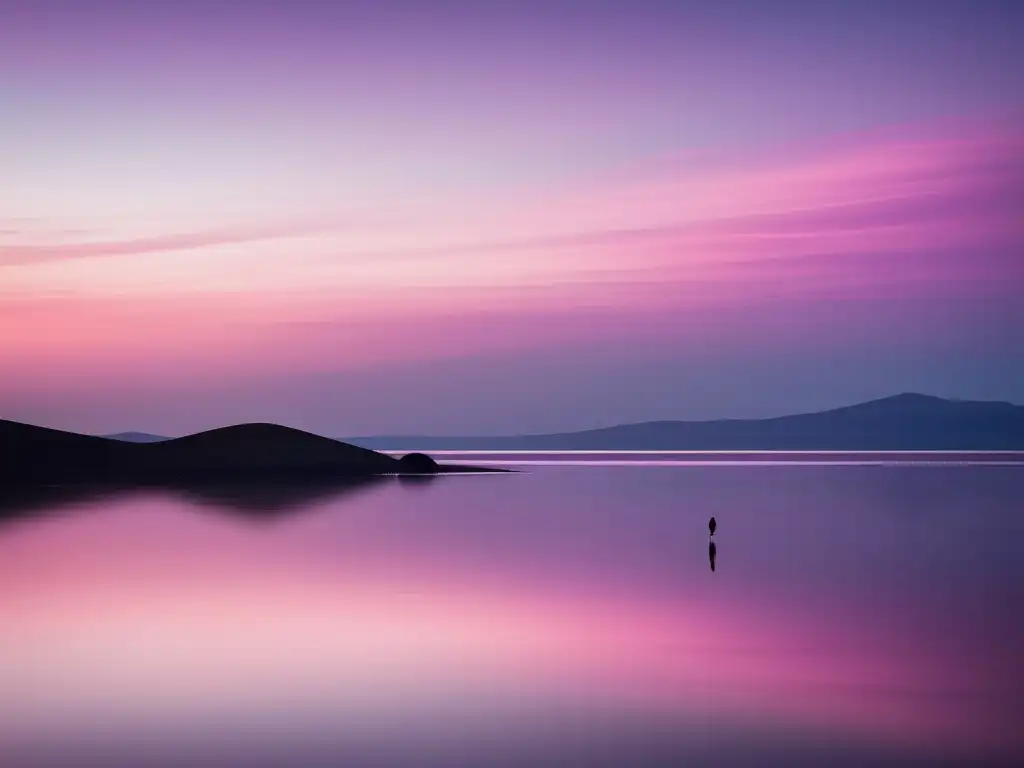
[0,215,370,265]
[320,119,1024,298]
[2,116,1022,417]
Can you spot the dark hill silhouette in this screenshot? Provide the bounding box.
[344,394,1024,450]
[0,420,500,488]
[140,422,398,477]
[1,419,137,484]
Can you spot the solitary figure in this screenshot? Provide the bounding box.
[709,516,717,536]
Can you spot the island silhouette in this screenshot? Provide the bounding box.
[0,419,504,490]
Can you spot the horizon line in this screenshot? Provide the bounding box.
[380,449,1024,455]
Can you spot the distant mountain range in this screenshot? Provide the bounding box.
[104,431,168,443]
[93,394,1024,451]
[340,394,1024,450]
[1,421,494,489]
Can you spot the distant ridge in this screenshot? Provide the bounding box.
[0,420,499,488]
[103,431,167,443]
[343,394,1024,450]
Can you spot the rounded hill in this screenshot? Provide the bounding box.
[141,423,400,476]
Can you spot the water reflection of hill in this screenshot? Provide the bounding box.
[0,474,422,525]
[0,484,123,522]
[165,475,398,516]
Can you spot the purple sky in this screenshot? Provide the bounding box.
[1,0,1023,435]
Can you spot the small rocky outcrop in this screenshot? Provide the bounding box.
[397,452,439,474]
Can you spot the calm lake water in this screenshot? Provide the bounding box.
[1,454,1022,767]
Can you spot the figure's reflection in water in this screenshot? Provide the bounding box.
[709,540,717,572]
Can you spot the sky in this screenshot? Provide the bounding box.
[2,0,1023,436]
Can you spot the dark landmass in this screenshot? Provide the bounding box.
[0,420,503,491]
[343,394,1024,450]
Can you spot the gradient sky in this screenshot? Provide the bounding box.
[2,0,1023,435]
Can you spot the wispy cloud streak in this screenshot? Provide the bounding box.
[0,217,365,266]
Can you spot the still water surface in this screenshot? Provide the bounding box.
[1,455,1021,767]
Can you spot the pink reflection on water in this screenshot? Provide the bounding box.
[0,492,1018,763]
